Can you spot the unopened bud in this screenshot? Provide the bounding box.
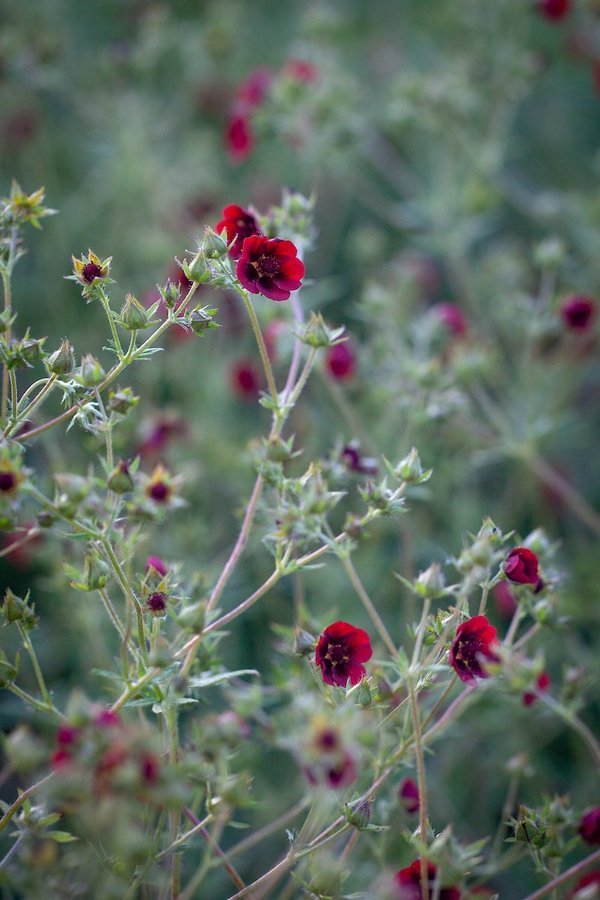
[395,447,430,483]
[202,227,229,259]
[78,353,105,387]
[120,293,150,330]
[345,798,372,830]
[107,459,134,494]
[294,628,316,656]
[47,339,75,375]
[415,562,445,599]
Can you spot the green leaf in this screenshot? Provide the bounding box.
[47,830,78,843]
[187,669,259,689]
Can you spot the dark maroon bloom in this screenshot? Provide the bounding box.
[560,296,596,332]
[571,872,600,897]
[505,547,540,585]
[147,555,168,577]
[579,808,600,845]
[315,620,373,687]
[435,303,468,337]
[399,777,420,814]
[138,415,187,459]
[394,859,461,900]
[51,748,72,769]
[537,0,570,21]
[225,113,254,163]
[283,59,319,83]
[140,753,160,785]
[0,471,17,493]
[82,261,104,284]
[448,615,499,684]
[56,725,81,747]
[235,66,272,108]
[94,709,122,729]
[237,235,304,301]
[149,481,170,502]
[326,752,357,788]
[216,204,261,259]
[315,728,340,751]
[341,443,379,476]
[523,671,550,706]
[229,359,262,400]
[146,592,167,615]
[493,581,518,619]
[325,341,356,381]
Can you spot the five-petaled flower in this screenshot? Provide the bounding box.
[394,859,461,899]
[504,547,540,585]
[448,615,499,684]
[237,235,304,301]
[215,204,261,259]
[579,807,600,845]
[560,295,596,332]
[315,620,373,687]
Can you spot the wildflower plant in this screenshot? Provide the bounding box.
[1,2,600,898]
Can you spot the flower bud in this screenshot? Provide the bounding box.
[394,447,431,484]
[119,293,150,330]
[149,637,172,668]
[46,338,75,375]
[108,387,139,415]
[189,306,219,336]
[177,599,206,632]
[78,353,105,387]
[107,459,134,494]
[3,588,36,628]
[414,562,445,599]
[202,227,229,259]
[293,627,316,656]
[345,798,372,830]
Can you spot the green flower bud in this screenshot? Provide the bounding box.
[394,447,431,483]
[189,306,219,336]
[202,227,229,259]
[108,387,139,415]
[47,338,75,375]
[345,798,372,830]
[415,561,446,599]
[107,459,134,494]
[119,293,150,330]
[293,628,316,656]
[3,588,37,628]
[78,353,105,387]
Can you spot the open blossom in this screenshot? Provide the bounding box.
[394,860,461,899]
[215,204,260,259]
[560,295,596,332]
[237,235,304,301]
[229,359,262,399]
[315,621,373,687]
[448,615,499,684]
[504,547,539,585]
[579,807,600,845]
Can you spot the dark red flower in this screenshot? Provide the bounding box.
[94,709,122,729]
[435,303,468,337]
[341,443,379,476]
[399,777,420,814]
[580,808,600,845]
[225,113,254,163]
[394,859,461,900]
[571,871,600,898]
[237,235,304,301]
[493,581,518,619]
[560,296,596,332]
[283,59,319,83]
[137,414,187,459]
[448,615,499,684]
[147,555,168,577]
[140,753,160,785]
[325,341,356,381]
[215,204,261,259]
[235,66,272,108]
[56,725,81,747]
[523,671,550,706]
[325,752,357,788]
[82,261,104,284]
[505,547,540,585]
[51,748,72,769]
[146,592,167,615]
[315,620,373,687]
[0,471,17,493]
[229,359,262,400]
[537,0,570,21]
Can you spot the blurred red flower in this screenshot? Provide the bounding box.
[325,341,356,381]
[215,204,261,259]
[394,859,461,899]
[449,615,499,684]
[505,547,539,585]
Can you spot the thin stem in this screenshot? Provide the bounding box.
[97,586,138,661]
[157,811,212,860]
[226,851,296,900]
[242,294,278,405]
[5,374,57,437]
[225,797,310,860]
[167,701,181,899]
[0,834,24,870]
[525,451,600,537]
[0,525,39,560]
[6,682,64,718]
[411,598,431,667]
[281,291,306,402]
[538,693,600,770]
[523,848,600,900]
[17,623,52,708]
[408,673,429,900]
[110,667,159,713]
[339,553,398,658]
[99,288,124,359]
[1,227,17,425]
[0,772,55,834]
[180,809,246,892]
[101,538,148,665]
[8,369,17,421]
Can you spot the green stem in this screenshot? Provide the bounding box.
[339,553,398,658]
[407,672,429,900]
[0,772,55,834]
[411,598,431,667]
[17,623,52,708]
[538,693,600,770]
[99,288,124,359]
[6,682,64,719]
[8,369,17,421]
[101,538,148,665]
[4,374,58,438]
[523,848,600,900]
[242,293,278,405]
